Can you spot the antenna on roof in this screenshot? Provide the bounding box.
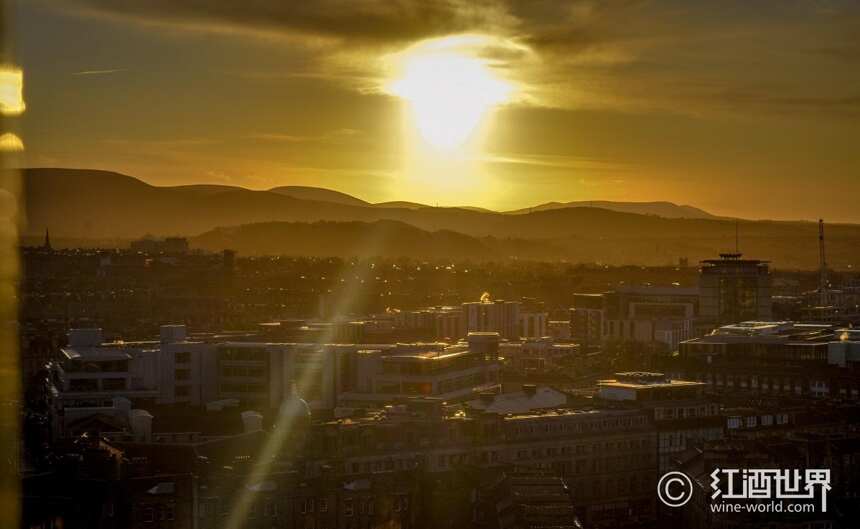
[819,219,828,306]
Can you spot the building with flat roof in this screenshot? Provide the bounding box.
[571,286,698,351]
[464,384,568,415]
[463,299,521,340]
[674,322,860,400]
[699,253,772,326]
[598,372,723,471]
[51,326,505,423]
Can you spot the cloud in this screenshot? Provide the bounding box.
[480,152,628,172]
[251,128,362,144]
[62,0,512,46]
[55,0,860,118]
[72,68,126,76]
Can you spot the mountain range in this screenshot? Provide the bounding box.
[18,168,860,268]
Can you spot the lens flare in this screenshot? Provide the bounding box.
[0,66,25,116]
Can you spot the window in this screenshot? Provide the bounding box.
[344,499,354,517]
[175,351,191,363]
[103,378,127,390]
[69,378,99,392]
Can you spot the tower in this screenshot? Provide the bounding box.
[43,228,52,251]
[698,253,772,325]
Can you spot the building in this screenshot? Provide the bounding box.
[570,294,604,348]
[675,432,860,529]
[676,322,860,400]
[547,320,572,341]
[51,326,505,419]
[463,299,521,340]
[56,325,212,409]
[499,338,577,373]
[519,311,548,339]
[313,400,657,528]
[699,253,772,326]
[338,333,502,405]
[475,472,585,529]
[571,286,698,351]
[598,372,723,471]
[464,385,568,415]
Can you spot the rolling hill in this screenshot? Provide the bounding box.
[506,200,720,219]
[18,168,860,268]
[267,185,370,207]
[192,220,565,260]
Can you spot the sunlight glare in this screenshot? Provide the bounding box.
[0,66,25,116]
[386,36,513,152]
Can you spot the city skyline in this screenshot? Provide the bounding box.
[6,4,860,529]
[7,0,860,221]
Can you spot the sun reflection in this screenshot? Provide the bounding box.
[386,35,513,153]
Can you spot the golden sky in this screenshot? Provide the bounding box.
[9,0,860,221]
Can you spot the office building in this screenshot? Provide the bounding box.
[699,253,772,325]
[462,299,521,340]
[676,322,860,400]
[571,286,698,351]
[598,372,723,471]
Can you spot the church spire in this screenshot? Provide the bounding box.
[44,228,52,251]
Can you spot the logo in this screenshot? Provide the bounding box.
[658,471,694,507]
[710,468,831,513]
[658,468,832,513]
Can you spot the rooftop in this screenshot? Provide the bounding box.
[686,321,838,344]
[465,386,568,415]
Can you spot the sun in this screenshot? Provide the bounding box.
[386,36,513,152]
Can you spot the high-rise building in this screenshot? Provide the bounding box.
[462,299,521,340]
[519,311,548,339]
[698,253,772,325]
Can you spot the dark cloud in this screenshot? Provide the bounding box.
[63,0,511,46]
[47,0,860,118]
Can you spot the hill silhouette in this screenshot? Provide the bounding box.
[192,220,566,260]
[18,168,860,268]
[268,185,370,207]
[506,200,719,219]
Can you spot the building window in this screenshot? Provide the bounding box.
[103,378,127,390]
[69,378,99,392]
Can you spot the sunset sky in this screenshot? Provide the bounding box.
[8,0,860,221]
